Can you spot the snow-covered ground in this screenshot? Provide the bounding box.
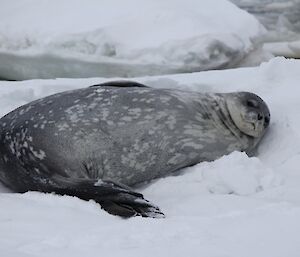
[1,57,300,256]
[0,0,266,80]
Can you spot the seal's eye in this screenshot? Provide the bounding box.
[246,99,259,108]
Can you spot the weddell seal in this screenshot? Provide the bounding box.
[0,81,270,218]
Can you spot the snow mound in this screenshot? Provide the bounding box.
[190,151,281,195]
[264,40,300,58]
[0,0,266,80]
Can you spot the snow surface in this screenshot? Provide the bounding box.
[1,57,300,256]
[0,0,266,80]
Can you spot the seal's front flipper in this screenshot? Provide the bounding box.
[52,178,164,218]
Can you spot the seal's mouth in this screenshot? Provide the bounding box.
[231,110,263,138]
[239,110,268,138]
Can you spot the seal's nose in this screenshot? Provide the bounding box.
[264,115,270,128]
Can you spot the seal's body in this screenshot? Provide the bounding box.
[0,81,270,217]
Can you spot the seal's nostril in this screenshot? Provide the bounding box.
[257,113,263,120]
[265,116,270,124]
[264,116,270,128]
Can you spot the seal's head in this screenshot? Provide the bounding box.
[225,92,270,138]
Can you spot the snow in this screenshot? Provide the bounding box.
[1,57,300,256]
[0,0,266,80]
[232,0,300,36]
[232,0,300,58]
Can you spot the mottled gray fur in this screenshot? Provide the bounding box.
[0,83,269,191]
